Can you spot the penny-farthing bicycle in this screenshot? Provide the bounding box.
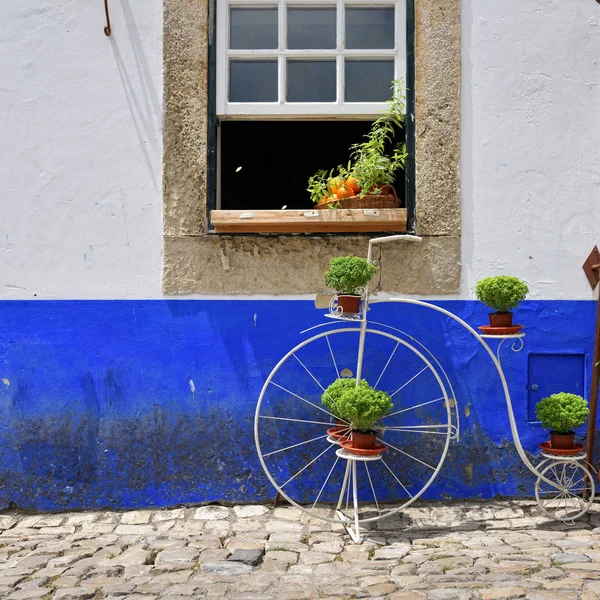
[254,235,594,542]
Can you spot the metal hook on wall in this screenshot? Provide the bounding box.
[104,0,111,36]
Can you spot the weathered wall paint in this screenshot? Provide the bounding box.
[0,300,595,511]
[462,0,600,300]
[0,0,163,300]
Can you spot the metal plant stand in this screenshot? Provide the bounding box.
[255,235,595,543]
[334,448,384,543]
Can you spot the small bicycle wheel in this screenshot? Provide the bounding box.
[255,327,458,524]
[535,460,595,522]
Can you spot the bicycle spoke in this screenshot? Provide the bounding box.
[364,462,381,514]
[380,458,413,498]
[280,445,334,489]
[568,475,586,489]
[311,456,341,511]
[557,494,568,515]
[379,438,436,471]
[374,342,400,389]
[335,424,352,436]
[270,381,340,422]
[263,433,330,458]
[565,491,584,505]
[387,396,445,419]
[389,367,428,398]
[260,415,337,427]
[543,491,562,505]
[326,336,340,379]
[293,353,328,394]
[385,424,451,436]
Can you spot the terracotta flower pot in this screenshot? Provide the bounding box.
[334,419,348,433]
[327,419,351,441]
[337,295,361,315]
[351,431,377,450]
[488,312,513,327]
[550,431,575,450]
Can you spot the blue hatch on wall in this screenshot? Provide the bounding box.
[527,353,586,422]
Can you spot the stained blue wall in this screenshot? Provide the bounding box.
[0,300,596,511]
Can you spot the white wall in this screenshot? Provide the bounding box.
[462,0,600,300]
[2,0,598,301]
[0,0,163,299]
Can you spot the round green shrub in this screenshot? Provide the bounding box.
[324,256,377,296]
[475,275,529,313]
[535,392,589,434]
[322,377,364,418]
[334,380,393,433]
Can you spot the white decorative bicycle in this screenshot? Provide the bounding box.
[254,235,595,541]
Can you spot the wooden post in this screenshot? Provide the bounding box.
[583,247,600,475]
[585,288,600,468]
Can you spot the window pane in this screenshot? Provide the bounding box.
[229,60,278,102]
[287,7,336,49]
[345,7,394,49]
[230,7,278,49]
[287,60,336,102]
[345,60,394,102]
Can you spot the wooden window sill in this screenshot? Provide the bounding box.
[210,208,407,234]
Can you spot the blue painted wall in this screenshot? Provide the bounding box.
[0,300,596,511]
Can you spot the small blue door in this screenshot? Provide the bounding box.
[527,354,585,422]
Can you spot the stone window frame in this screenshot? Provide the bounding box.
[163,0,460,296]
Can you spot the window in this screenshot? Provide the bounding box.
[209,0,412,233]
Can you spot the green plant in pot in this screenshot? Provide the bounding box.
[475,275,528,330]
[335,379,393,454]
[324,255,376,315]
[322,377,361,439]
[307,80,407,209]
[535,392,589,451]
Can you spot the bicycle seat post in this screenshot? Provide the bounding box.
[356,235,423,385]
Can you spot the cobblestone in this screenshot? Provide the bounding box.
[0,501,599,598]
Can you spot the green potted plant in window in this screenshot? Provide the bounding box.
[322,377,357,440]
[308,80,407,209]
[475,275,529,333]
[333,380,393,456]
[535,392,589,453]
[324,255,376,315]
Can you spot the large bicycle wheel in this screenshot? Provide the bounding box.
[255,327,458,524]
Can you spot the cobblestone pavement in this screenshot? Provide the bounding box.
[2,500,600,599]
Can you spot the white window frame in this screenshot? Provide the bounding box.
[216,0,406,118]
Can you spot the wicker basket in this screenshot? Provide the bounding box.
[315,185,400,210]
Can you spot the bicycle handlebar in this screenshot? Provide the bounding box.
[369,234,423,245]
[367,234,423,263]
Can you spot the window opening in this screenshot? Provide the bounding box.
[219,120,406,210]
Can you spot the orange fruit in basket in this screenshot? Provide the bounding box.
[346,177,360,194]
[319,196,331,204]
[336,186,353,199]
[328,177,343,195]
